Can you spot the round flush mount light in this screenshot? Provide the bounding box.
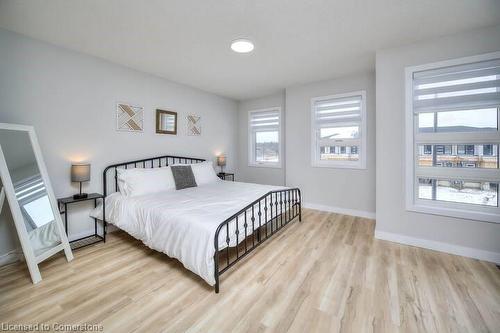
[231,39,254,53]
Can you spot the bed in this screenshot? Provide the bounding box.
[95,155,301,293]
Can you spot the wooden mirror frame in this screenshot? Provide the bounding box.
[156,109,177,135]
[0,123,73,283]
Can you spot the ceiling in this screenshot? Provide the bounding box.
[1,0,499,101]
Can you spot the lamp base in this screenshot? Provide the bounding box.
[73,193,88,200]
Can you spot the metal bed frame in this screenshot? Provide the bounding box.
[102,154,301,293]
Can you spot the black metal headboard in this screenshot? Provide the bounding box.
[103,155,206,197]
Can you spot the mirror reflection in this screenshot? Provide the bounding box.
[156,109,177,135]
[0,129,61,255]
[160,114,176,132]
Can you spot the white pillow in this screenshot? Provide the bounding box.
[117,172,129,196]
[117,167,175,197]
[190,161,220,185]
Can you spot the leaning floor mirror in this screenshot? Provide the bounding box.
[0,123,73,283]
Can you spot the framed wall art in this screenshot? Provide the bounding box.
[187,114,201,136]
[116,103,144,132]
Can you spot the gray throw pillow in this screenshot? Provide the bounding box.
[171,165,197,190]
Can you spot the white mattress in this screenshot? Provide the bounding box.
[90,181,288,286]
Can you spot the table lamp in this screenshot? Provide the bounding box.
[217,155,226,173]
[71,163,90,199]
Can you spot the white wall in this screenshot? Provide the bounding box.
[0,29,238,262]
[237,92,286,186]
[375,25,500,263]
[285,73,376,218]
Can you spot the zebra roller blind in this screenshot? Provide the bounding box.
[412,58,500,113]
[249,109,280,132]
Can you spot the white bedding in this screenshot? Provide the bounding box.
[90,181,289,286]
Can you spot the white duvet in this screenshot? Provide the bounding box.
[90,181,289,286]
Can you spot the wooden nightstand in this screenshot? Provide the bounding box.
[217,172,235,181]
[58,193,104,249]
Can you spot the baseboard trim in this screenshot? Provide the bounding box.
[0,249,22,267]
[302,202,376,219]
[374,230,500,264]
[0,226,118,267]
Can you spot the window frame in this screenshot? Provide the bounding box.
[405,51,500,223]
[311,90,367,169]
[248,107,283,168]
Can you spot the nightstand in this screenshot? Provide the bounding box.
[217,172,234,181]
[58,193,104,250]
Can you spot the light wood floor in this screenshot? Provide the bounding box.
[1,209,499,332]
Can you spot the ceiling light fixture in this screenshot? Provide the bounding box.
[231,39,254,53]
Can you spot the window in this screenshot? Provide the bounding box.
[483,144,493,156]
[311,91,366,168]
[405,52,500,223]
[248,107,282,167]
[457,144,475,155]
[435,145,452,155]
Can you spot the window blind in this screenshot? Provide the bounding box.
[15,174,45,204]
[413,58,500,112]
[249,109,280,132]
[313,95,362,127]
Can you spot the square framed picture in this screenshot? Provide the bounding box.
[116,103,144,132]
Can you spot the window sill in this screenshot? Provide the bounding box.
[248,163,282,169]
[406,203,500,224]
[311,161,366,170]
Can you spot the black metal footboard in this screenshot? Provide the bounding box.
[213,188,301,293]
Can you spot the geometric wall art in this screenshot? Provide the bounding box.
[116,103,144,132]
[187,114,201,136]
